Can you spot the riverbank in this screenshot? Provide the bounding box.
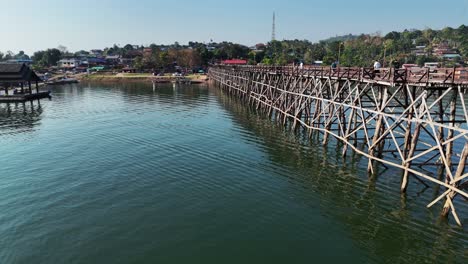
[78,73,209,84]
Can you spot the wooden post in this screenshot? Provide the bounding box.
[445,92,457,171]
[441,142,467,225]
[437,89,445,159]
[368,85,388,174]
[401,122,422,193]
[401,85,417,192]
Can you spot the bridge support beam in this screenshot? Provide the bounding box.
[209,65,468,226]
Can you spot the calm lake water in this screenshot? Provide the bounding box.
[0,82,466,263]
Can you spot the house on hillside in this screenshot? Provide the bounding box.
[411,46,428,56]
[143,48,152,58]
[126,50,143,58]
[58,59,80,69]
[105,55,121,65]
[256,43,266,51]
[433,43,455,56]
[90,49,103,56]
[442,54,462,61]
[87,57,106,66]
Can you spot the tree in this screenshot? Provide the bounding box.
[134,56,143,70]
[15,51,30,60]
[39,48,62,66]
[159,51,170,68]
[261,57,273,65]
[3,51,14,61]
[32,50,46,65]
[57,45,68,55]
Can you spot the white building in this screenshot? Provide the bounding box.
[58,59,80,69]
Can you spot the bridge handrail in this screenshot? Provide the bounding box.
[214,65,468,85]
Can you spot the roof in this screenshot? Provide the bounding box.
[442,54,462,58]
[0,63,42,83]
[222,59,248,65]
[59,58,80,62]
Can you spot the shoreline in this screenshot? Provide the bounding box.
[77,73,209,84]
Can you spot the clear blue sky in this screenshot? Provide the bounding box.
[1,0,467,54]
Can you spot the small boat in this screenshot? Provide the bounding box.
[47,78,79,85]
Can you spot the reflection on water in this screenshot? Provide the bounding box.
[216,90,468,263]
[0,83,466,264]
[0,100,44,137]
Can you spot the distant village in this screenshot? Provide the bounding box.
[0,42,263,77]
[0,25,466,76]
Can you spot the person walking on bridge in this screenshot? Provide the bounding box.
[373,60,381,79]
[373,60,381,70]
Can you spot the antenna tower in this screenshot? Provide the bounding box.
[272,12,276,41]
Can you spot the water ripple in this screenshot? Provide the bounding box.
[0,83,466,264]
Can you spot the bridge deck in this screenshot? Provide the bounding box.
[218,65,468,87]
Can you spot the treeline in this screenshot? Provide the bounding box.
[257,25,468,67]
[107,42,250,70]
[1,25,466,69]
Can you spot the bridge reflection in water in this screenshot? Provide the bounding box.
[209,65,468,226]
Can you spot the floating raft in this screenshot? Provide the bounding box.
[0,91,51,103]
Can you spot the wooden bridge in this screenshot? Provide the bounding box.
[209,65,468,226]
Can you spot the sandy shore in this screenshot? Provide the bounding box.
[77,73,209,84]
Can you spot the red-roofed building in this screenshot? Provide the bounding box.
[221,59,248,65]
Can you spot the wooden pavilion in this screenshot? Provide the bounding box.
[0,63,50,102]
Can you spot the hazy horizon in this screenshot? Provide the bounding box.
[0,0,467,54]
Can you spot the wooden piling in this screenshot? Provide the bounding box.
[208,65,468,225]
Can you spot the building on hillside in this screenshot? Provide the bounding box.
[433,43,456,56]
[221,59,248,65]
[255,43,266,51]
[143,48,152,58]
[105,55,121,65]
[411,46,428,56]
[58,59,80,69]
[442,54,462,61]
[90,49,103,56]
[125,50,143,58]
[122,67,136,73]
[87,57,106,66]
[249,43,266,53]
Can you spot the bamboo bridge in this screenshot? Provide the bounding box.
[209,65,468,225]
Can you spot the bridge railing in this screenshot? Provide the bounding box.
[215,65,468,85]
